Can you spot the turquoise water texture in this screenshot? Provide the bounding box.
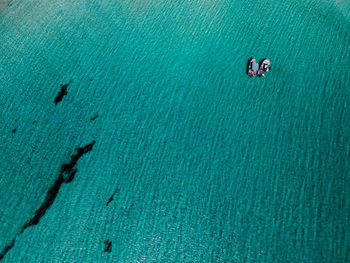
[0,0,350,262]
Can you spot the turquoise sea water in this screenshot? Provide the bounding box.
[1,0,349,262]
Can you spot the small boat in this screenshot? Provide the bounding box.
[258,59,271,76]
[248,58,259,76]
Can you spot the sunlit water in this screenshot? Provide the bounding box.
[0,0,349,262]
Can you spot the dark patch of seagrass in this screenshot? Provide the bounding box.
[104,240,112,253]
[106,189,119,206]
[90,115,98,121]
[0,140,96,261]
[54,80,72,105]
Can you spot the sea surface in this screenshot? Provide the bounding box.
[0,0,349,262]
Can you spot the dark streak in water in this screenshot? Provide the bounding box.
[91,115,98,121]
[127,203,134,216]
[60,141,95,178]
[23,141,95,230]
[0,140,96,261]
[54,79,72,105]
[12,129,16,133]
[0,239,15,260]
[104,240,112,253]
[106,189,119,206]
[65,169,77,183]
[21,175,65,230]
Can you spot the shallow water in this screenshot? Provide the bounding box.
[0,0,349,262]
